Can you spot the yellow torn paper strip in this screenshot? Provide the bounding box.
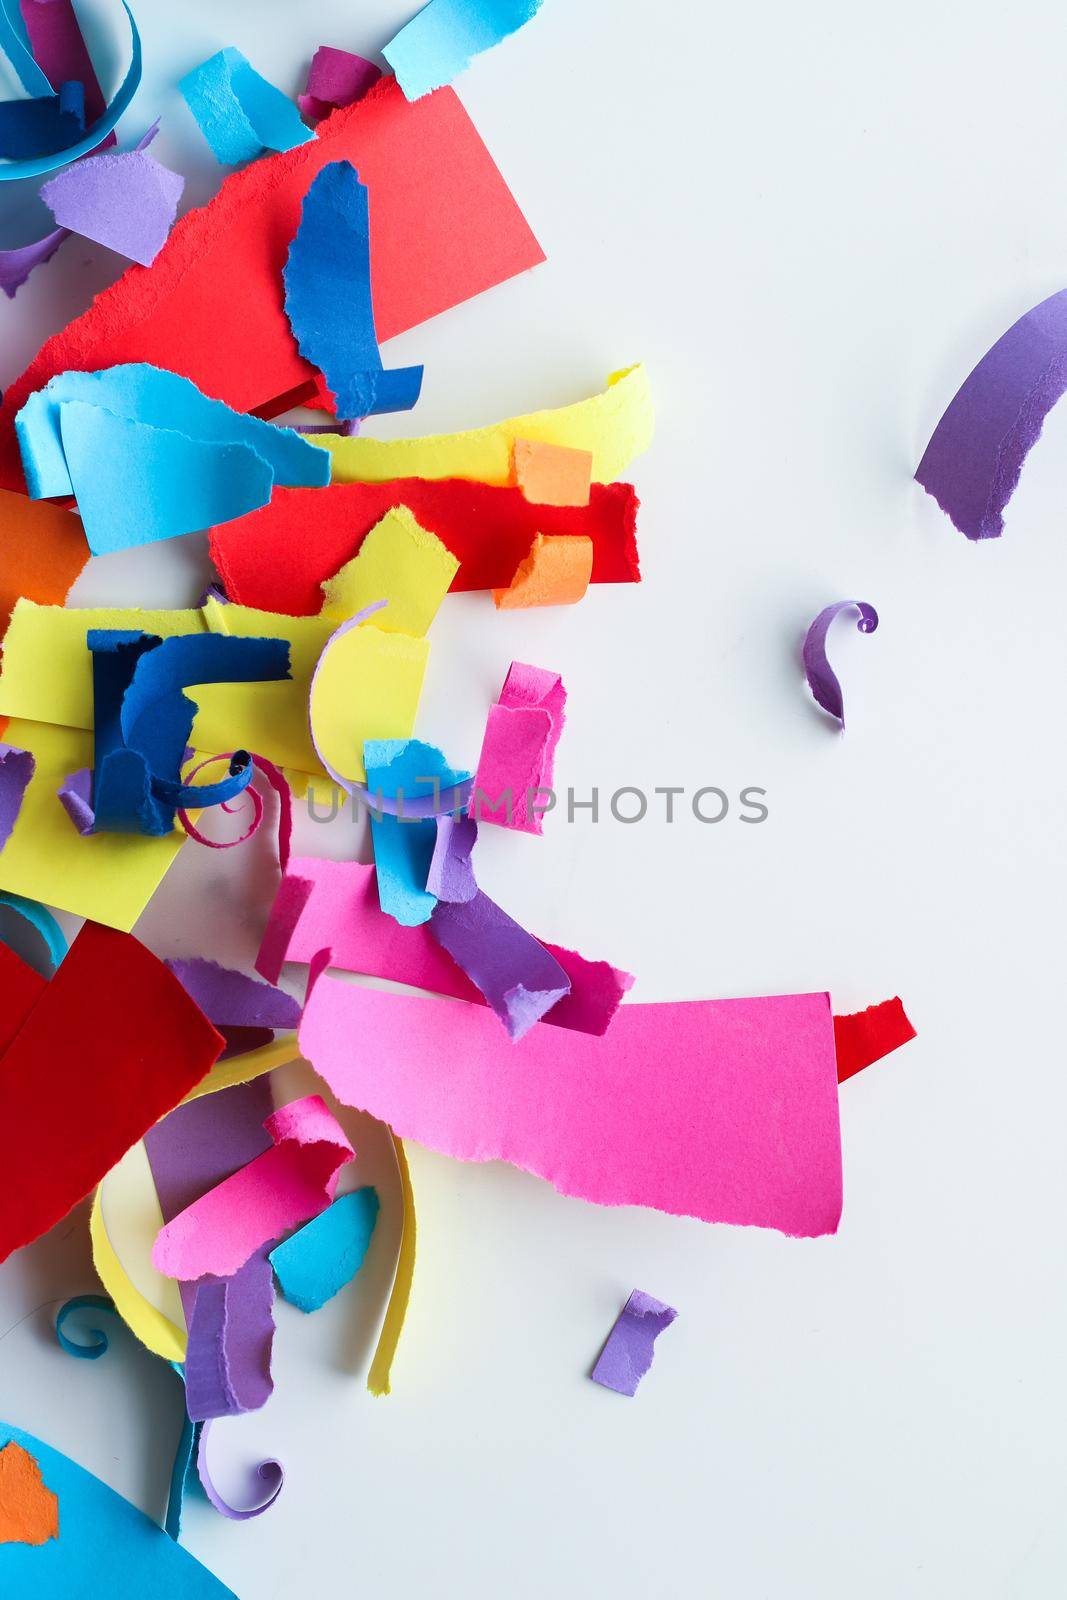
[514,438,592,506]
[367,1133,417,1398]
[181,1033,301,1104]
[493,532,593,609]
[320,506,459,635]
[90,1161,187,1364]
[318,364,653,487]
[0,720,185,930]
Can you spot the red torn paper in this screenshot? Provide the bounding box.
[0,922,224,1262]
[0,78,544,493]
[210,479,639,614]
[834,997,916,1083]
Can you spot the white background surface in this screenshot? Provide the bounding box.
[2,1,1067,1595]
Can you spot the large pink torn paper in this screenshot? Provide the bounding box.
[152,1094,353,1280]
[468,662,565,835]
[257,856,632,1037]
[298,980,842,1235]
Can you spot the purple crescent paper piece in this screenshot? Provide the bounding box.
[41,146,185,267]
[802,600,878,730]
[0,224,69,299]
[164,957,301,1031]
[915,288,1067,540]
[426,813,478,903]
[590,1289,678,1397]
[0,743,34,848]
[298,46,381,122]
[184,1253,275,1420]
[58,765,94,833]
[197,1417,283,1520]
[430,890,570,1041]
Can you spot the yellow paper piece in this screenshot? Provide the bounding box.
[318,365,653,487]
[513,438,593,506]
[319,506,459,636]
[181,1033,301,1104]
[311,624,428,785]
[90,1174,187,1364]
[493,532,594,609]
[367,1133,417,1398]
[0,719,184,930]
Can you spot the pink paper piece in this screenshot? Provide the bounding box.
[257,856,633,1037]
[41,148,185,268]
[298,980,843,1236]
[298,46,382,122]
[468,662,565,834]
[152,1094,354,1280]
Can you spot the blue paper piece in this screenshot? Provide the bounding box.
[383,0,544,100]
[16,362,329,525]
[55,1294,117,1359]
[164,1405,202,1544]
[283,162,423,421]
[0,79,83,159]
[0,890,68,969]
[269,1187,379,1313]
[364,740,471,927]
[180,46,312,166]
[89,630,291,836]
[0,1,143,183]
[0,1420,236,1595]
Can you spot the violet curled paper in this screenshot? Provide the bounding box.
[590,1290,677,1397]
[802,601,878,730]
[915,287,1067,540]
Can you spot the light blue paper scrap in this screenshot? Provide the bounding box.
[180,46,312,166]
[383,0,544,101]
[269,1187,380,1312]
[283,161,423,420]
[364,739,471,927]
[15,362,329,501]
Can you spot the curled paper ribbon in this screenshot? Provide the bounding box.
[802,600,878,730]
[0,890,68,969]
[177,751,292,869]
[55,1293,117,1359]
[197,1418,283,1520]
[0,0,143,182]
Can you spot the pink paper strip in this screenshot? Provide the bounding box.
[468,662,565,835]
[152,1094,353,1280]
[298,980,843,1236]
[257,856,633,1037]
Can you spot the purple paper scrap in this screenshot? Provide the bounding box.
[802,600,878,730]
[590,1289,678,1397]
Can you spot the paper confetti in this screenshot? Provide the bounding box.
[40,146,184,266]
[384,0,545,100]
[180,46,312,164]
[270,1188,380,1312]
[493,531,593,608]
[834,997,916,1083]
[299,46,381,122]
[590,1290,677,1397]
[802,601,878,729]
[469,661,566,833]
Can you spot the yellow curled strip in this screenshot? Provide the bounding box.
[367,1134,416,1397]
[90,1186,186,1363]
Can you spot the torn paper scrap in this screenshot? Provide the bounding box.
[284,162,423,419]
[0,487,87,638]
[493,532,593,608]
[0,892,67,975]
[40,147,184,267]
[0,1420,237,1595]
[258,856,632,1035]
[0,1439,58,1546]
[153,1095,354,1280]
[365,740,471,926]
[514,438,592,505]
[590,1290,677,1397]
[834,997,916,1084]
[384,0,544,100]
[317,364,653,486]
[915,288,1067,540]
[196,1419,282,1521]
[0,226,68,299]
[0,922,224,1262]
[469,661,565,833]
[803,601,878,730]
[164,959,301,1032]
[18,0,110,126]
[0,719,185,931]
[299,47,381,121]
[426,813,478,902]
[319,506,459,634]
[180,46,312,165]
[211,479,639,613]
[0,79,544,492]
[0,745,34,849]
[183,1258,276,1422]
[299,981,842,1235]
[430,891,570,1040]
[270,1187,379,1312]
[309,612,429,789]
[0,79,84,160]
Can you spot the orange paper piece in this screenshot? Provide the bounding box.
[0,489,88,643]
[0,1441,58,1547]
[514,438,592,506]
[492,532,593,609]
